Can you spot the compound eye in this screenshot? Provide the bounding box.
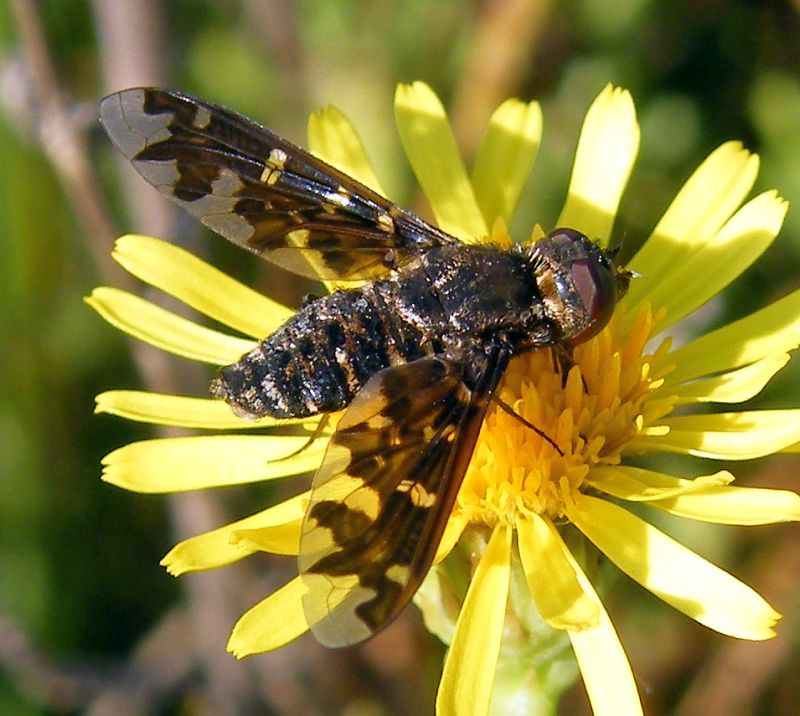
[567,258,616,344]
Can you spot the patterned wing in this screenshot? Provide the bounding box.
[99,87,457,280]
[299,352,508,647]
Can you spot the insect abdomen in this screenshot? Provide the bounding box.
[212,286,429,419]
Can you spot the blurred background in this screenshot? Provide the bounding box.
[1,1,800,714]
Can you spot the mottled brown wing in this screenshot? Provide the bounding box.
[299,352,508,647]
[99,87,457,280]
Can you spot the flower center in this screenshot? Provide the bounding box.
[458,303,672,525]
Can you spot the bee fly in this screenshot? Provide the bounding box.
[100,88,631,647]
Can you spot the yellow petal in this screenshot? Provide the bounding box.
[112,233,292,338]
[85,288,255,365]
[308,105,387,196]
[568,495,781,640]
[557,85,639,245]
[647,484,800,525]
[627,141,759,307]
[664,354,790,405]
[102,435,327,492]
[95,390,318,429]
[435,510,468,564]
[227,576,309,657]
[590,466,799,524]
[589,465,734,502]
[162,491,308,574]
[662,288,800,385]
[471,98,542,225]
[395,82,487,242]
[567,559,643,716]
[631,409,800,459]
[517,513,600,630]
[436,523,511,716]
[641,191,787,331]
[231,519,302,555]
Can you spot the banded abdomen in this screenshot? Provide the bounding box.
[212,283,433,419]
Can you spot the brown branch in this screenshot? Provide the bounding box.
[91,0,175,239]
[9,0,123,286]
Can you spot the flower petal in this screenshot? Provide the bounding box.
[567,558,643,716]
[471,98,542,225]
[568,495,781,640]
[231,519,302,555]
[557,85,639,245]
[664,354,790,405]
[435,510,468,564]
[307,105,387,196]
[641,191,787,331]
[517,513,600,630]
[85,288,255,365]
[647,485,800,525]
[631,410,800,459]
[586,466,800,524]
[588,465,734,502]
[162,491,308,574]
[394,82,487,242]
[627,141,759,307]
[436,523,511,716]
[660,288,800,385]
[227,576,308,657]
[112,234,292,338]
[95,390,318,429]
[102,435,327,492]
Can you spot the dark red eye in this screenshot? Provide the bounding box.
[567,258,616,345]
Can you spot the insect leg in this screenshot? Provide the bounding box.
[269,414,332,463]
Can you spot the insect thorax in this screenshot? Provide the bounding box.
[211,244,562,420]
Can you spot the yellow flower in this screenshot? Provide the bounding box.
[89,82,800,716]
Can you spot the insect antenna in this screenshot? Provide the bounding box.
[490,396,564,456]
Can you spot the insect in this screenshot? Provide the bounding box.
[100,88,631,648]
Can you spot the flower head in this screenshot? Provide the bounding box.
[90,82,800,716]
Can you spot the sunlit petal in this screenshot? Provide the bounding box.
[308,105,387,195]
[647,484,800,525]
[227,576,309,657]
[517,513,600,630]
[436,523,511,716]
[557,85,639,245]
[632,410,800,459]
[112,233,292,338]
[162,492,308,574]
[661,288,800,384]
[102,436,327,492]
[471,98,542,225]
[588,465,734,501]
[94,390,319,429]
[627,142,759,307]
[395,82,487,242]
[569,495,781,640]
[85,288,255,365]
[643,191,787,330]
[231,519,302,555]
[664,354,790,405]
[567,557,643,716]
